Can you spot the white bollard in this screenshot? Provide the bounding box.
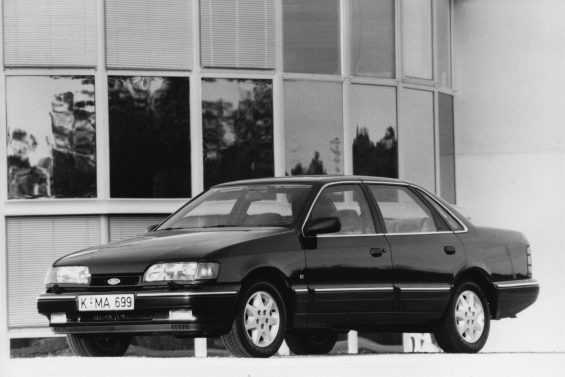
[277,340,290,356]
[347,330,358,354]
[194,337,207,357]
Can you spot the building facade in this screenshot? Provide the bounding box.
[1,0,563,356]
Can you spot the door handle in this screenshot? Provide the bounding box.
[370,248,387,257]
[444,246,456,255]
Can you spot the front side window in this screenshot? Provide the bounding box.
[309,185,375,235]
[369,185,440,234]
[158,184,312,229]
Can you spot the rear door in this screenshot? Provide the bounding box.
[303,183,394,328]
[366,184,465,318]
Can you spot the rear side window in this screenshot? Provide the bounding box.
[418,190,465,231]
[368,185,439,234]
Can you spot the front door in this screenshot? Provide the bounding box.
[303,183,394,328]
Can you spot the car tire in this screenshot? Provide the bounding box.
[221,281,287,358]
[285,330,337,355]
[434,281,490,353]
[67,333,131,357]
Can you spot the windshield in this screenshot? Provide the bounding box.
[157,184,312,230]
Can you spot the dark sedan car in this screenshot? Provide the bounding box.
[38,176,539,357]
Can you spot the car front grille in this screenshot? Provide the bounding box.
[89,274,141,288]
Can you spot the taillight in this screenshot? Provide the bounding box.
[526,246,533,277]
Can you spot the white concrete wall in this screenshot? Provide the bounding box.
[454,0,565,351]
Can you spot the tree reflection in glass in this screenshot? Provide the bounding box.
[108,76,191,198]
[6,76,96,199]
[202,78,274,189]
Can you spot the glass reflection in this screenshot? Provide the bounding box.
[283,0,340,74]
[351,0,395,78]
[202,78,274,188]
[284,81,343,175]
[109,76,191,198]
[350,85,398,178]
[7,76,96,199]
[439,93,455,203]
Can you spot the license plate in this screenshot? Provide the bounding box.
[78,294,134,312]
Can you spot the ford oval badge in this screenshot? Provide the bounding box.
[107,278,121,286]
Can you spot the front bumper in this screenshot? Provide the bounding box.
[492,279,539,319]
[37,286,240,337]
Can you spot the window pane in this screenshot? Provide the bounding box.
[419,191,463,231]
[3,0,96,67]
[160,184,311,229]
[202,78,274,188]
[7,76,96,199]
[350,85,398,178]
[437,0,452,87]
[369,185,438,233]
[106,0,192,70]
[283,0,340,74]
[284,81,343,175]
[310,185,376,235]
[401,0,433,80]
[439,93,455,203]
[201,0,276,69]
[109,76,191,198]
[398,89,435,191]
[7,216,100,327]
[351,0,395,78]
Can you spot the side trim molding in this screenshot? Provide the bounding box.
[136,291,238,298]
[493,279,539,289]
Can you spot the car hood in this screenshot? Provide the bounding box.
[54,228,291,274]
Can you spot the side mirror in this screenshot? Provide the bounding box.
[304,217,341,237]
[146,224,159,233]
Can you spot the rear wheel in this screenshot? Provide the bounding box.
[67,333,131,357]
[221,281,287,357]
[285,330,337,355]
[435,281,490,353]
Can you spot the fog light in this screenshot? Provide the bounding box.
[50,313,67,324]
[169,309,195,321]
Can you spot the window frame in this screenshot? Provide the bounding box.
[301,181,383,238]
[411,185,468,233]
[365,182,454,236]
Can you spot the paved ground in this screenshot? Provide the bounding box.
[4,353,565,377]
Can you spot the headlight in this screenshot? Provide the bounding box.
[44,266,91,285]
[143,262,219,282]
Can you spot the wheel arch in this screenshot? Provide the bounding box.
[454,267,497,318]
[240,267,295,325]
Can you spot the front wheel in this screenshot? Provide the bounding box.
[285,330,337,355]
[221,281,287,357]
[434,282,490,353]
[67,333,131,356]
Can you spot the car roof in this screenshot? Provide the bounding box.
[214,175,409,187]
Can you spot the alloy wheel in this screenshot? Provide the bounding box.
[243,290,280,347]
[454,290,485,343]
